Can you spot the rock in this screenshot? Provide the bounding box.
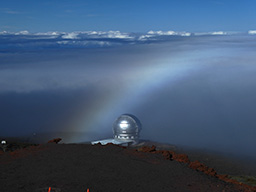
[47,138,62,144]
[136,146,173,160]
[137,145,156,152]
[170,152,190,163]
[155,150,173,160]
[189,160,217,177]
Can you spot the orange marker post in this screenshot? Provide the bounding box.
[48,187,51,192]
[87,188,89,192]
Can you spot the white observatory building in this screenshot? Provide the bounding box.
[91,114,142,146]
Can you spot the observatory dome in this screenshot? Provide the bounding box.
[113,114,142,141]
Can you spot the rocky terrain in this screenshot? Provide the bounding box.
[0,139,255,192]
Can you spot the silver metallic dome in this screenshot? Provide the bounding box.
[113,114,142,141]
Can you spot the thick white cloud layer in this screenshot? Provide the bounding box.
[35,31,62,36]
[0,31,8,35]
[248,30,256,35]
[1,29,237,40]
[1,33,256,159]
[211,31,227,35]
[0,30,252,49]
[14,30,30,35]
[62,32,80,39]
[147,30,191,36]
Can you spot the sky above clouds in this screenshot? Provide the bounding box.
[0,0,256,33]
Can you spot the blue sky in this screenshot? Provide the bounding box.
[0,0,255,33]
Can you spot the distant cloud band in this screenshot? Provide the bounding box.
[0,30,254,50]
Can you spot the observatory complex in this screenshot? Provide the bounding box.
[91,114,142,146]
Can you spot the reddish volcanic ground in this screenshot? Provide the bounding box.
[0,140,256,192]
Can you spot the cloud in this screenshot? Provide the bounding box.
[147,30,191,36]
[148,30,176,35]
[0,31,8,35]
[35,31,61,36]
[194,31,229,36]
[193,31,241,36]
[56,40,112,47]
[138,34,153,41]
[248,30,256,35]
[1,33,256,159]
[211,31,227,35]
[0,30,251,50]
[62,32,80,39]
[105,31,134,39]
[14,30,29,35]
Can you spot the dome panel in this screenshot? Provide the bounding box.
[113,114,142,141]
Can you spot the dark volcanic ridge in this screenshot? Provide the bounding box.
[0,139,256,192]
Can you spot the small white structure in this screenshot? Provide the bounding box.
[91,114,142,146]
[0,140,7,152]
